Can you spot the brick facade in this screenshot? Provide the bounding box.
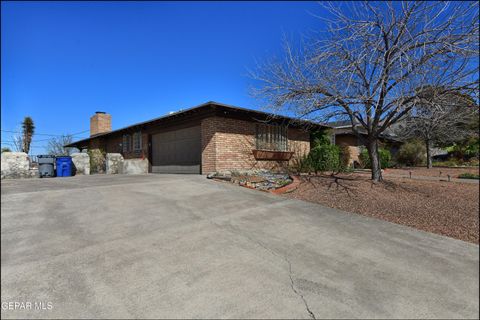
[200,116,310,173]
[90,113,112,136]
[85,109,313,174]
[335,134,361,165]
[104,133,149,160]
[201,117,217,173]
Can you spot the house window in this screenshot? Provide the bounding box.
[133,131,142,151]
[255,124,288,151]
[122,131,141,153]
[122,134,131,153]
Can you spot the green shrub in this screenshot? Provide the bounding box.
[308,144,341,172]
[311,129,333,148]
[458,173,480,179]
[396,140,426,166]
[433,158,479,167]
[464,138,479,159]
[447,138,480,160]
[433,159,462,167]
[467,158,480,166]
[359,148,392,169]
[289,129,349,173]
[288,154,314,173]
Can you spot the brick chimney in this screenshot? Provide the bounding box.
[90,111,111,136]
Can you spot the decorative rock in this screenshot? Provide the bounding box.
[1,152,32,179]
[211,169,292,191]
[207,172,216,179]
[122,158,148,174]
[217,170,232,176]
[71,153,90,175]
[106,153,124,174]
[28,168,39,178]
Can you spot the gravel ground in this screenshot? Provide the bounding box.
[383,167,479,178]
[284,174,479,244]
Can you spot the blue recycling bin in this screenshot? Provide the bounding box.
[56,156,73,177]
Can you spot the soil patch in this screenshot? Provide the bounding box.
[283,173,479,244]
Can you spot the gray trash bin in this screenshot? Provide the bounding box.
[38,155,56,178]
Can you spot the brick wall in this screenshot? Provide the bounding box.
[87,116,312,174]
[201,117,217,173]
[348,146,361,165]
[335,134,361,165]
[105,135,122,153]
[90,113,112,136]
[201,116,310,173]
[103,132,149,160]
[288,128,311,161]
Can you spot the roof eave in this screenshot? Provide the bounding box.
[65,102,330,147]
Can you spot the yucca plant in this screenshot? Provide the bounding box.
[21,116,35,154]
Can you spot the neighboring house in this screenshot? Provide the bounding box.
[329,120,402,166]
[66,101,326,174]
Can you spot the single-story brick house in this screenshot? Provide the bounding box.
[66,101,327,174]
[329,120,402,166]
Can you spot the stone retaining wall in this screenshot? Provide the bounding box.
[71,153,90,175]
[122,158,148,174]
[106,153,124,174]
[1,152,36,179]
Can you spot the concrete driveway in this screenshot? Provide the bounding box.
[1,174,478,319]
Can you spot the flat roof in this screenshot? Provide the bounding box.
[66,101,328,148]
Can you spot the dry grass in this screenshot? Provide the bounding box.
[283,173,479,244]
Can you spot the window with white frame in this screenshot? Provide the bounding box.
[255,124,288,151]
[133,131,142,151]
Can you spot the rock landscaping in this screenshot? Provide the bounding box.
[106,153,123,174]
[208,169,293,191]
[1,152,38,179]
[71,152,90,175]
[1,152,92,179]
[284,173,479,244]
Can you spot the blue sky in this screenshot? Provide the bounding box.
[1,1,323,153]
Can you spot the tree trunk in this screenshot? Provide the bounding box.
[426,139,432,169]
[367,139,383,182]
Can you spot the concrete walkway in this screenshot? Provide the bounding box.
[1,174,478,319]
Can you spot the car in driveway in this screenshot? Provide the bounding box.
[1,174,478,319]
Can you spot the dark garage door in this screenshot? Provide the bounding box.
[151,126,201,174]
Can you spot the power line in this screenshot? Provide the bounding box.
[0,143,48,149]
[0,129,89,137]
[31,138,61,142]
[1,130,59,137]
[71,129,90,136]
[2,138,88,144]
[31,136,89,142]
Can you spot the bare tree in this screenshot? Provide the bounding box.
[46,135,77,156]
[395,87,478,168]
[12,133,24,152]
[250,1,479,181]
